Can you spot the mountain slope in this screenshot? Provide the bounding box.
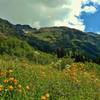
[0,18,16,35]
[0,18,100,63]
[23,27,100,61]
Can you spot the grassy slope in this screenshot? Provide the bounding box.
[0,56,100,100]
[0,36,56,65]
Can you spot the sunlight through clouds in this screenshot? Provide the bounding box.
[0,0,99,31]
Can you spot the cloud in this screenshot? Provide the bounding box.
[65,0,86,31]
[0,0,99,31]
[67,17,85,31]
[91,0,100,4]
[97,32,100,34]
[81,6,97,13]
[82,0,100,5]
[0,0,71,27]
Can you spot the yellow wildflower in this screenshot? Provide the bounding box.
[18,84,22,89]
[8,85,13,91]
[41,95,46,100]
[0,85,3,92]
[26,86,30,90]
[45,93,50,98]
[18,89,22,92]
[3,79,8,84]
[13,79,17,85]
[8,69,13,73]
[0,72,4,76]
[9,77,14,81]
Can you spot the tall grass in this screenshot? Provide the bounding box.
[0,56,100,100]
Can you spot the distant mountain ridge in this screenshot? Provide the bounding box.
[0,18,100,63]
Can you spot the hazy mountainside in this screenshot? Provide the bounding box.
[0,18,100,63]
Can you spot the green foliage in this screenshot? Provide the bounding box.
[0,57,100,100]
[23,27,100,63]
[0,18,16,35]
[0,36,32,56]
[0,36,56,65]
[51,57,74,70]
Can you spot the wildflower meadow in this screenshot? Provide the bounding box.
[0,56,100,100]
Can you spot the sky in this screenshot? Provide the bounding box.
[0,0,100,33]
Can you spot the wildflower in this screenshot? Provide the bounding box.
[65,64,71,69]
[26,86,30,90]
[9,77,14,81]
[18,84,22,89]
[0,85,3,92]
[0,71,4,76]
[51,62,54,65]
[7,67,13,72]
[41,95,46,100]
[3,79,8,84]
[58,59,62,63]
[8,85,13,91]
[8,69,13,73]
[79,63,85,71]
[13,79,17,85]
[41,71,46,78]
[91,74,95,79]
[34,51,40,55]
[75,79,80,83]
[18,89,22,92]
[42,72,45,75]
[45,93,50,98]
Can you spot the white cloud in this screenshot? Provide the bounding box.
[66,0,86,31]
[0,0,99,31]
[30,0,89,31]
[81,6,97,13]
[97,32,100,34]
[53,0,86,31]
[54,19,67,26]
[91,0,100,4]
[67,17,85,31]
[65,0,98,31]
[32,21,40,29]
[82,0,100,5]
